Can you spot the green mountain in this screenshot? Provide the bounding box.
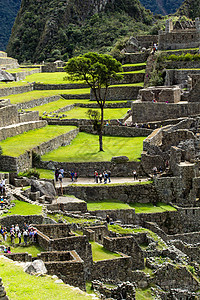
[177,0,200,19]
[140,0,184,15]
[6,0,153,63]
[0,0,21,51]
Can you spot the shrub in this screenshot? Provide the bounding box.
[32,151,41,167]
[18,169,40,179]
[148,70,164,86]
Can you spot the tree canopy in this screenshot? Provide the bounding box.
[65,52,123,151]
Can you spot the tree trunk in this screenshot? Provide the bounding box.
[99,105,104,151]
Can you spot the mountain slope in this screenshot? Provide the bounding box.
[0,0,21,50]
[177,0,200,19]
[140,0,184,15]
[6,0,153,63]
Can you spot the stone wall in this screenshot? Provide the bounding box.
[158,31,200,50]
[33,83,88,90]
[40,160,142,177]
[165,61,200,70]
[111,72,144,85]
[122,52,149,64]
[16,95,61,110]
[18,111,39,123]
[90,86,142,101]
[165,69,200,86]
[136,35,158,48]
[132,101,200,123]
[84,225,109,244]
[0,105,19,127]
[11,68,40,81]
[4,252,32,262]
[0,84,33,97]
[139,86,181,103]
[92,255,133,282]
[0,120,47,141]
[59,183,158,203]
[79,125,152,137]
[103,236,144,269]
[0,215,45,229]
[90,209,136,224]
[35,224,72,239]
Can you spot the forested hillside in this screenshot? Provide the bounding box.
[0,0,21,50]
[177,0,200,19]
[140,0,184,15]
[6,0,153,63]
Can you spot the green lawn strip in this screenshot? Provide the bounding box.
[24,72,85,84]
[161,48,198,52]
[7,68,39,73]
[110,82,144,87]
[51,107,128,120]
[129,202,177,213]
[41,132,145,162]
[135,288,155,300]
[0,257,97,300]
[26,99,91,115]
[90,241,121,261]
[122,63,146,67]
[0,89,90,104]
[0,236,44,257]
[1,199,42,216]
[0,125,76,157]
[0,81,30,88]
[118,69,145,74]
[87,199,132,211]
[47,213,97,224]
[37,168,54,179]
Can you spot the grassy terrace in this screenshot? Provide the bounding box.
[110,82,144,87]
[42,132,145,162]
[122,63,146,67]
[119,69,145,74]
[0,257,97,300]
[1,199,42,217]
[7,68,40,73]
[46,107,128,119]
[0,89,90,104]
[87,200,177,213]
[90,241,121,261]
[25,72,84,84]
[0,125,76,157]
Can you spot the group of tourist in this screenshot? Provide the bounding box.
[54,168,78,182]
[0,222,38,246]
[94,170,111,184]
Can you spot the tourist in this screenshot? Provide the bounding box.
[59,167,64,178]
[153,166,157,176]
[107,170,111,183]
[104,171,108,184]
[99,173,103,183]
[33,228,38,242]
[55,168,59,182]
[0,196,3,209]
[15,224,20,235]
[10,229,15,244]
[70,171,75,182]
[95,171,99,183]
[29,229,34,242]
[7,247,11,253]
[133,170,137,180]
[106,215,110,224]
[74,172,78,182]
[58,173,63,183]
[18,231,21,244]
[3,227,7,241]
[23,230,29,245]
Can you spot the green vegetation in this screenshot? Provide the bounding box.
[7,68,39,73]
[129,202,177,213]
[161,53,200,62]
[25,72,84,84]
[0,125,76,157]
[1,199,42,216]
[0,81,29,88]
[42,132,145,162]
[90,241,121,261]
[18,169,40,179]
[87,199,132,211]
[122,63,146,67]
[47,213,97,224]
[0,90,90,105]
[37,168,54,179]
[48,107,128,120]
[135,288,155,300]
[0,256,97,300]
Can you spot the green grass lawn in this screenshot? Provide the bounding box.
[1,199,42,216]
[50,107,128,120]
[0,256,97,300]
[0,81,30,88]
[0,236,44,257]
[87,201,176,212]
[0,89,90,104]
[87,199,132,211]
[0,125,76,157]
[110,82,144,87]
[129,202,177,213]
[24,72,84,84]
[90,241,121,261]
[122,63,146,67]
[27,98,91,115]
[37,168,55,179]
[42,132,145,162]
[135,288,155,300]
[119,69,145,74]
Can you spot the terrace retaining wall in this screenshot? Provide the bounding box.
[33,83,88,90]
[11,68,40,81]
[0,84,33,97]
[90,86,142,101]
[16,95,61,110]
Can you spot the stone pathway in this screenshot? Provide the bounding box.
[55,176,150,188]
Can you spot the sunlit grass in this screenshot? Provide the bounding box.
[42,132,145,162]
[90,241,121,261]
[24,72,84,84]
[0,125,76,157]
[1,199,42,216]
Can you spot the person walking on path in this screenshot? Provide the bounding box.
[133,170,137,180]
[107,170,111,183]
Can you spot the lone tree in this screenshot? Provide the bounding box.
[65,52,123,151]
